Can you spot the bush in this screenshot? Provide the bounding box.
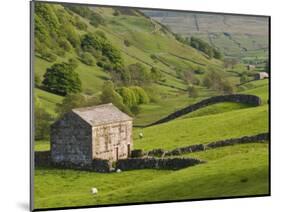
[35,97,54,140]
[117,87,137,108]
[80,52,94,66]
[113,10,120,16]
[127,63,151,85]
[124,39,131,47]
[194,69,205,75]
[42,63,82,96]
[100,81,132,115]
[68,58,79,69]
[203,70,235,94]
[41,51,57,62]
[130,86,149,104]
[187,86,199,98]
[58,38,72,52]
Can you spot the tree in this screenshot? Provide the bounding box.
[100,81,131,115]
[68,58,79,69]
[35,97,54,140]
[130,86,149,104]
[127,63,151,85]
[240,73,249,84]
[42,63,82,96]
[56,93,100,117]
[187,86,199,98]
[117,87,137,108]
[80,52,94,66]
[150,67,163,82]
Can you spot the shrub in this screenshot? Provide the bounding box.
[117,87,137,108]
[130,86,149,104]
[187,86,199,98]
[127,63,151,85]
[124,39,131,47]
[41,51,57,62]
[68,58,79,69]
[35,97,54,140]
[58,38,72,52]
[80,52,94,66]
[100,81,131,115]
[42,63,82,96]
[194,69,205,75]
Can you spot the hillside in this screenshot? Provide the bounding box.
[142,10,269,65]
[33,2,269,210]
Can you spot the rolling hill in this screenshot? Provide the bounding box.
[142,10,269,64]
[33,2,269,210]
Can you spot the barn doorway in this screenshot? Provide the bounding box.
[127,144,131,157]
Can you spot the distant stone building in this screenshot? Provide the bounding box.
[247,64,256,70]
[50,103,133,165]
[254,72,269,80]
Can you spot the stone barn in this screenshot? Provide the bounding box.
[254,72,269,80]
[50,103,133,165]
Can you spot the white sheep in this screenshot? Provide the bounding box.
[116,169,122,173]
[139,132,143,139]
[91,187,98,195]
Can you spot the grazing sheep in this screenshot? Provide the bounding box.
[116,169,122,173]
[91,187,98,195]
[139,132,143,139]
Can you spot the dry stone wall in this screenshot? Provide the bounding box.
[116,157,204,171]
[148,94,262,126]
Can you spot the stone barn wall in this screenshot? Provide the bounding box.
[51,112,92,165]
[92,120,132,162]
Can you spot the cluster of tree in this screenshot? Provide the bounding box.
[80,32,123,67]
[65,5,106,27]
[203,70,235,94]
[56,93,100,117]
[223,58,239,69]
[112,63,163,86]
[35,3,82,60]
[42,62,82,96]
[100,81,150,116]
[190,37,223,60]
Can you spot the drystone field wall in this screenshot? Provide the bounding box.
[133,132,269,157]
[116,157,204,171]
[148,94,262,126]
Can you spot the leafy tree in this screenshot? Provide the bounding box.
[124,39,131,47]
[187,86,199,98]
[150,67,163,82]
[100,81,131,115]
[127,63,151,85]
[68,58,79,69]
[80,52,94,66]
[35,97,54,140]
[240,73,249,84]
[56,93,100,117]
[203,70,234,94]
[117,87,137,108]
[42,63,82,96]
[130,86,149,104]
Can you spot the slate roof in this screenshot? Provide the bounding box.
[72,103,133,126]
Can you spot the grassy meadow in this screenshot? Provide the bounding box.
[33,2,269,210]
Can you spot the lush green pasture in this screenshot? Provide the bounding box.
[134,105,268,151]
[35,140,50,152]
[34,142,268,209]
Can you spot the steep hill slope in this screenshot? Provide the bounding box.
[142,10,269,63]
